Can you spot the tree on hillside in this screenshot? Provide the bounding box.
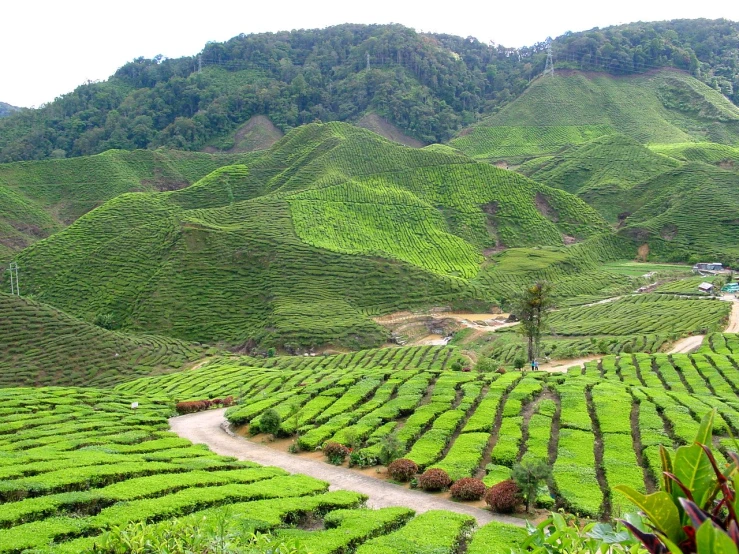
[513,281,553,363]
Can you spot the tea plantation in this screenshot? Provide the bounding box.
[0,149,252,260]
[0,386,525,553]
[451,70,739,164]
[111,340,739,521]
[3,122,621,348]
[0,293,212,388]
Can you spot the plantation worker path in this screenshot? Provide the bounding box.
[668,296,739,353]
[724,296,739,333]
[668,335,706,354]
[534,355,601,373]
[169,408,526,528]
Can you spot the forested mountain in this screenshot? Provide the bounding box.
[0,102,19,118]
[0,19,737,162]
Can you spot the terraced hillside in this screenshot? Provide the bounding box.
[462,293,729,363]
[520,135,680,219]
[451,70,739,164]
[0,386,524,553]
[5,122,619,348]
[0,293,211,388]
[518,141,739,262]
[450,70,739,263]
[119,344,739,520]
[0,149,250,259]
[616,163,739,263]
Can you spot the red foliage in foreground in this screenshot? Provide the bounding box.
[418,468,451,491]
[387,458,418,482]
[450,477,487,500]
[484,479,521,513]
[175,396,234,414]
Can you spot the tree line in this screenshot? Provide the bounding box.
[0,19,737,162]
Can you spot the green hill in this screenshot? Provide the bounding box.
[2,20,738,163]
[524,134,679,194]
[0,149,251,259]
[617,163,739,263]
[521,135,681,221]
[0,293,209,388]
[451,70,739,164]
[4,122,616,348]
[0,102,19,118]
[649,142,739,166]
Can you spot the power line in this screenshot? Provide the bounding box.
[544,40,555,78]
[8,263,19,296]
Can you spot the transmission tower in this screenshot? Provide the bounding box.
[366,52,370,71]
[544,39,555,77]
[8,262,19,296]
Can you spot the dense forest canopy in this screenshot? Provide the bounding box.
[0,19,737,162]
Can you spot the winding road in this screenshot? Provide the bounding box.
[169,408,526,527]
[668,296,739,354]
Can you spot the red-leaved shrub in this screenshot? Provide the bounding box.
[387,458,418,482]
[175,397,235,414]
[175,401,208,414]
[484,479,521,513]
[450,477,487,500]
[418,468,451,491]
[322,442,350,464]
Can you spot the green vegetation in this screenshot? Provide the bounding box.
[459,291,727,363]
[452,71,739,164]
[448,68,739,264]
[0,293,210,388]
[0,103,18,119]
[0,148,249,258]
[617,410,739,553]
[116,343,739,522]
[0,385,531,553]
[599,261,691,277]
[4,122,617,349]
[3,20,738,162]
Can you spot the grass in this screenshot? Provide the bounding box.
[600,261,692,277]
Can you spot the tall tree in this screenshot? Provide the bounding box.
[513,281,553,363]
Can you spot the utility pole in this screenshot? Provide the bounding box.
[198,55,202,74]
[544,39,555,77]
[8,262,19,296]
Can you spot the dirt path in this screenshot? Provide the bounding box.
[169,408,526,528]
[667,296,739,354]
[724,297,739,333]
[668,335,705,354]
[536,355,601,374]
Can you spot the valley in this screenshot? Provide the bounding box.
[0,17,738,554]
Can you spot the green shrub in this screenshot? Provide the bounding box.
[259,409,282,436]
[512,459,551,513]
[378,433,403,466]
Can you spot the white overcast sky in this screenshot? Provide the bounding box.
[3,0,739,107]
